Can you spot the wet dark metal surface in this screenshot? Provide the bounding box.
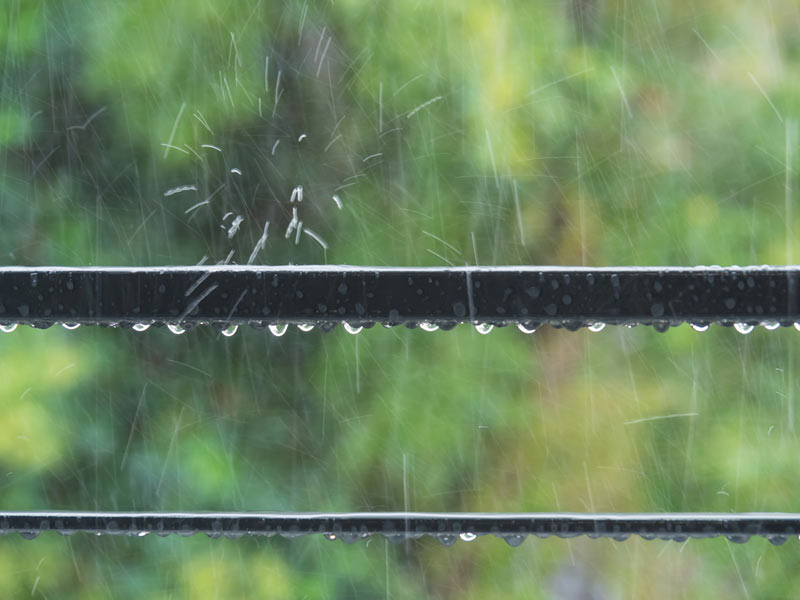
[1,511,798,545]
[0,266,797,329]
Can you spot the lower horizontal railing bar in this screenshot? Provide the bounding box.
[0,266,798,330]
[2,512,799,545]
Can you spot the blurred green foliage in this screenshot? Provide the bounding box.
[1,0,800,597]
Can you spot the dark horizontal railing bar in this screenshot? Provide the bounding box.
[1,512,799,545]
[0,266,798,329]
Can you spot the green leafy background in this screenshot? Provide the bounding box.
[1,0,799,597]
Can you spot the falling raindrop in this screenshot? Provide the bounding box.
[343,322,363,334]
[0,324,18,333]
[167,323,186,335]
[132,323,150,332]
[419,322,439,332]
[459,532,477,542]
[588,322,606,332]
[517,322,537,334]
[62,323,81,330]
[690,323,709,332]
[297,323,315,332]
[221,324,238,337]
[269,323,288,337]
[734,322,754,334]
[475,323,493,335]
[762,321,780,330]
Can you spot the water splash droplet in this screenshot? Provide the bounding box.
[762,321,780,330]
[734,322,754,334]
[62,323,81,330]
[221,324,238,337]
[167,323,185,335]
[132,323,150,332]
[297,323,315,332]
[0,324,18,333]
[690,323,709,332]
[517,322,537,334]
[420,322,439,332]
[588,322,606,332]
[475,323,493,335]
[269,323,288,337]
[343,322,363,335]
[459,532,477,542]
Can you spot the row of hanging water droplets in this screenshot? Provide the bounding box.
[1,321,799,335]
[7,527,790,546]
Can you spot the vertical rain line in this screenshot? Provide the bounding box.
[355,334,360,395]
[403,452,410,557]
[681,350,699,510]
[787,119,796,433]
[385,540,391,600]
[577,129,586,265]
[787,119,795,266]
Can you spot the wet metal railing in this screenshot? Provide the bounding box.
[2,511,799,546]
[0,265,798,332]
[2,265,799,546]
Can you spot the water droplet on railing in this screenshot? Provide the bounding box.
[517,322,537,334]
[459,532,477,542]
[734,323,754,334]
[500,533,527,547]
[762,321,780,330]
[19,531,39,540]
[690,323,709,332]
[588,322,606,332]
[768,535,787,546]
[132,323,150,332]
[268,323,288,337]
[137,531,149,537]
[475,323,493,335]
[795,322,800,332]
[62,323,80,330]
[420,322,439,332]
[167,323,185,335]
[221,325,238,337]
[435,533,458,546]
[0,324,18,333]
[297,323,314,332]
[343,323,363,334]
[324,533,337,541]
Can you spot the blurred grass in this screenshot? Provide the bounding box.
[2,0,800,597]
